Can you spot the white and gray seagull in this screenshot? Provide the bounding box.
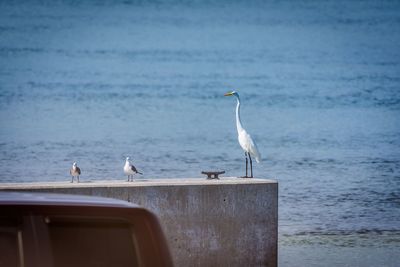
[70,162,81,183]
[124,157,143,182]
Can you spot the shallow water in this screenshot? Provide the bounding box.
[1,0,400,265]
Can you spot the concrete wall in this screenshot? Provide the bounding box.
[0,178,278,267]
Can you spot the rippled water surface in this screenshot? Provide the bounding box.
[1,0,400,265]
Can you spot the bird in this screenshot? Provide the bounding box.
[124,157,143,182]
[70,162,81,183]
[224,91,261,178]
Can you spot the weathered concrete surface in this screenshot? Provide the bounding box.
[0,178,278,267]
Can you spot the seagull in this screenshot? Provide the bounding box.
[70,162,81,183]
[124,157,142,182]
[224,91,261,178]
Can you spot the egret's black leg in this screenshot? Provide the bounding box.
[249,153,253,178]
[71,176,73,183]
[245,152,248,178]
[77,175,80,183]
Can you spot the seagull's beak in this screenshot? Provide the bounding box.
[224,92,234,96]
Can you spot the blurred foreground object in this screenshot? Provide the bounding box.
[0,192,173,267]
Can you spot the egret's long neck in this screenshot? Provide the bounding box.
[235,96,244,133]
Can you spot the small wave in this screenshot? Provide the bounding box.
[280,229,400,247]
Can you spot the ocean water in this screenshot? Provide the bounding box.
[1,0,400,266]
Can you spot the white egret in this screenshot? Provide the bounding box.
[224,91,261,178]
[70,162,81,183]
[124,157,143,182]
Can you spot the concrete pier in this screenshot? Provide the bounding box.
[0,178,278,267]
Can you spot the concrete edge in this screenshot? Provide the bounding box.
[0,177,278,190]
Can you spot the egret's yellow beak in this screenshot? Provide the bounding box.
[224,91,234,96]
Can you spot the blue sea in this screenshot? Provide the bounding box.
[1,0,400,266]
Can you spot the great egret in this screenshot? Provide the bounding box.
[70,162,81,183]
[124,157,143,181]
[224,91,261,178]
